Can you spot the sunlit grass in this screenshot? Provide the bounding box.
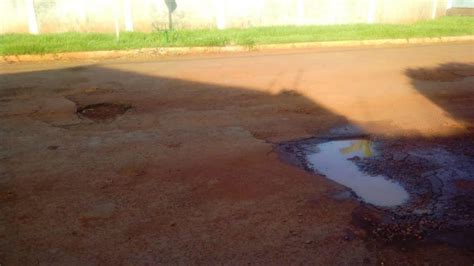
[1,17,473,55]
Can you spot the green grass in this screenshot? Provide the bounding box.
[1,16,473,56]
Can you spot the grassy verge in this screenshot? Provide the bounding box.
[1,17,473,56]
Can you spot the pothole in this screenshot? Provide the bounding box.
[306,139,409,207]
[278,132,474,248]
[77,103,131,122]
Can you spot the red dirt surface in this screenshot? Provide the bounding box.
[1,43,473,264]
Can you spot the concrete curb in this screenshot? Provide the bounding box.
[2,35,474,63]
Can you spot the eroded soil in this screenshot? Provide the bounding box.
[1,44,473,264]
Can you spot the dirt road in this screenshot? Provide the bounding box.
[1,43,473,264]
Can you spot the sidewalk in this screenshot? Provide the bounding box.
[2,35,473,63]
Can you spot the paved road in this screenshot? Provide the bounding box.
[1,43,473,264]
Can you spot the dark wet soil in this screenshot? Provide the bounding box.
[355,135,474,249]
[279,134,474,250]
[77,103,131,121]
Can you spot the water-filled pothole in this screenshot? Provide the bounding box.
[279,133,474,248]
[306,139,409,207]
[77,103,131,122]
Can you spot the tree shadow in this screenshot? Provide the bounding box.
[405,62,474,128]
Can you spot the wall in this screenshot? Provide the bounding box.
[0,0,451,34]
[452,0,474,7]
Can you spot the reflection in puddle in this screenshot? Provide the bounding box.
[307,139,409,207]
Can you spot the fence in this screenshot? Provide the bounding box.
[0,0,453,34]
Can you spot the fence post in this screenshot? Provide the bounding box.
[297,0,305,25]
[123,0,134,32]
[114,3,120,41]
[432,0,438,19]
[447,0,453,9]
[77,1,87,31]
[284,0,291,24]
[330,0,338,24]
[256,0,265,26]
[26,0,39,34]
[367,0,377,24]
[215,0,226,29]
[78,2,87,22]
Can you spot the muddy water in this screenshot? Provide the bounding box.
[306,139,409,207]
[290,135,474,248]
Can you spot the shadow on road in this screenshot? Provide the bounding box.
[405,62,474,127]
[0,60,473,264]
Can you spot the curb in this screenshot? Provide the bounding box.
[2,35,474,63]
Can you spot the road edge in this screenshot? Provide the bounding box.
[2,35,474,63]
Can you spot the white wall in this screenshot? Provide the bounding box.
[0,0,450,34]
[452,0,474,7]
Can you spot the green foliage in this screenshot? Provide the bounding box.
[1,17,473,55]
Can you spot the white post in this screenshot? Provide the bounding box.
[114,3,120,41]
[26,0,39,34]
[432,0,438,19]
[123,0,134,32]
[447,0,453,9]
[77,1,87,30]
[367,0,377,24]
[297,0,305,25]
[215,0,226,30]
[284,0,291,24]
[330,0,338,24]
[256,0,266,25]
[78,1,87,21]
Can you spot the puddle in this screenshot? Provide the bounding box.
[279,132,474,247]
[306,139,409,207]
[77,103,131,122]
